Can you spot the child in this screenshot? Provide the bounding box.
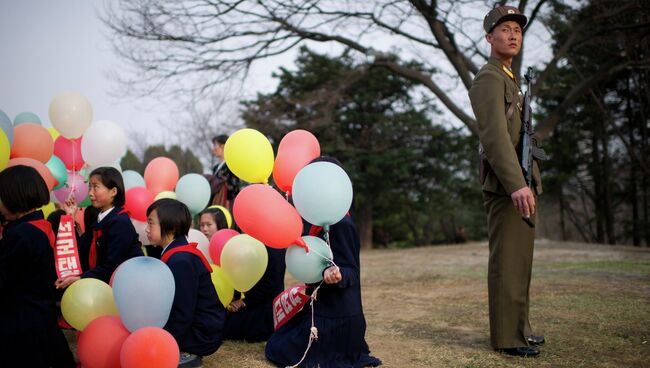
[146,199,226,367]
[0,165,75,367]
[265,157,381,367]
[198,206,229,240]
[56,167,143,288]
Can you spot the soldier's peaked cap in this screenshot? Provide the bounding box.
[483,6,527,33]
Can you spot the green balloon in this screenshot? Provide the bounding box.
[13,111,42,125]
[45,155,68,190]
[79,194,92,208]
[285,235,333,284]
[0,109,13,144]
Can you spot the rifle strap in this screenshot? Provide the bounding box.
[506,90,517,120]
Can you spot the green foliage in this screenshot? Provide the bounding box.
[122,145,203,176]
[242,47,485,246]
[120,149,143,172]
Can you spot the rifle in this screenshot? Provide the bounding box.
[520,67,547,228]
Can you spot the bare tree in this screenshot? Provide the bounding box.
[102,0,646,140]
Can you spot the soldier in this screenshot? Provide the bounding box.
[468,5,545,357]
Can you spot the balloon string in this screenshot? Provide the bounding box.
[285,281,323,368]
[68,139,77,202]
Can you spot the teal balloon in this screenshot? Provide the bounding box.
[111,256,175,332]
[286,236,333,284]
[0,109,13,144]
[292,162,353,228]
[13,111,42,125]
[122,170,145,190]
[45,155,68,190]
[79,194,92,208]
[175,173,211,215]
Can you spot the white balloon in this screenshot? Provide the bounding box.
[49,91,93,139]
[81,120,127,167]
[187,228,211,262]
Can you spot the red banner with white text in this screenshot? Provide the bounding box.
[55,215,82,279]
[273,284,310,330]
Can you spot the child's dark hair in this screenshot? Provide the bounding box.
[212,134,229,145]
[146,199,191,239]
[0,165,50,214]
[310,156,344,169]
[89,167,126,208]
[199,206,229,229]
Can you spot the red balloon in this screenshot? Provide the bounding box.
[7,157,57,191]
[144,157,179,196]
[273,130,320,194]
[54,136,84,171]
[233,184,307,249]
[78,316,130,368]
[125,187,154,221]
[120,327,179,368]
[10,123,54,163]
[209,229,239,266]
[75,207,86,234]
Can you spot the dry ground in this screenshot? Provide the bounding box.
[205,240,650,367]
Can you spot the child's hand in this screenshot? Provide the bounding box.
[55,276,80,289]
[61,198,79,218]
[323,266,342,284]
[227,299,246,313]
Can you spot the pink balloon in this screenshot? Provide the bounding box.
[125,187,154,221]
[78,316,130,368]
[53,136,84,171]
[273,130,320,194]
[53,172,88,204]
[144,157,179,196]
[7,157,57,191]
[233,184,306,249]
[10,123,54,163]
[209,229,239,266]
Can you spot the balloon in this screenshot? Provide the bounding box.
[207,205,232,228]
[154,190,176,200]
[10,123,53,163]
[175,173,210,215]
[208,229,238,266]
[187,229,211,262]
[122,170,145,190]
[53,172,88,204]
[47,127,60,141]
[220,234,268,292]
[61,278,119,331]
[286,236,333,284]
[45,155,68,190]
[144,157,179,196]
[13,111,41,125]
[81,120,127,167]
[112,257,175,332]
[0,129,9,170]
[210,264,234,308]
[53,136,84,171]
[79,194,92,208]
[0,109,14,145]
[224,128,274,183]
[39,202,56,219]
[233,184,306,249]
[131,219,149,246]
[76,207,86,234]
[7,157,57,191]
[49,91,93,139]
[120,327,179,368]
[273,130,320,194]
[78,316,130,368]
[125,187,154,221]
[292,161,353,229]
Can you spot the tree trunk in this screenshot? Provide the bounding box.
[559,187,567,241]
[356,205,373,250]
[591,126,605,243]
[627,76,640,246]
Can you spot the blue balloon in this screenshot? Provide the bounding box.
[292,161,353,228]
[13,111,42,125]
[286,236,333,284]
[122,170,145,190]
[45,155,68,190]
[0,109,13,144]
[111,256,175,332]
[175,173,211,215]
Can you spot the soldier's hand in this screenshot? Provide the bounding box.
[511,187,536,218]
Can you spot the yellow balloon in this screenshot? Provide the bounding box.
[155,190,177,200]
[0,129,9,170]
[40,202,56,219]
[210,264,234,308]
[47,127,60,142]
[220,234,268,292]
[207,205,232,229]
[61,278,119,330]
[224,128,274,184]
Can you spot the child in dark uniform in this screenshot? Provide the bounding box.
[265,157,381,368]
[56,167,142,288]
[146,199,226,368]
[0,165,75,367]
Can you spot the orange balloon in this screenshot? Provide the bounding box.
[10,123,54,163]
[7,157,57,191]
[120,327,179,368]
[273,130,320,194]
[144,157,179,196]
[233,184,306,249]
[78,316,130,368]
